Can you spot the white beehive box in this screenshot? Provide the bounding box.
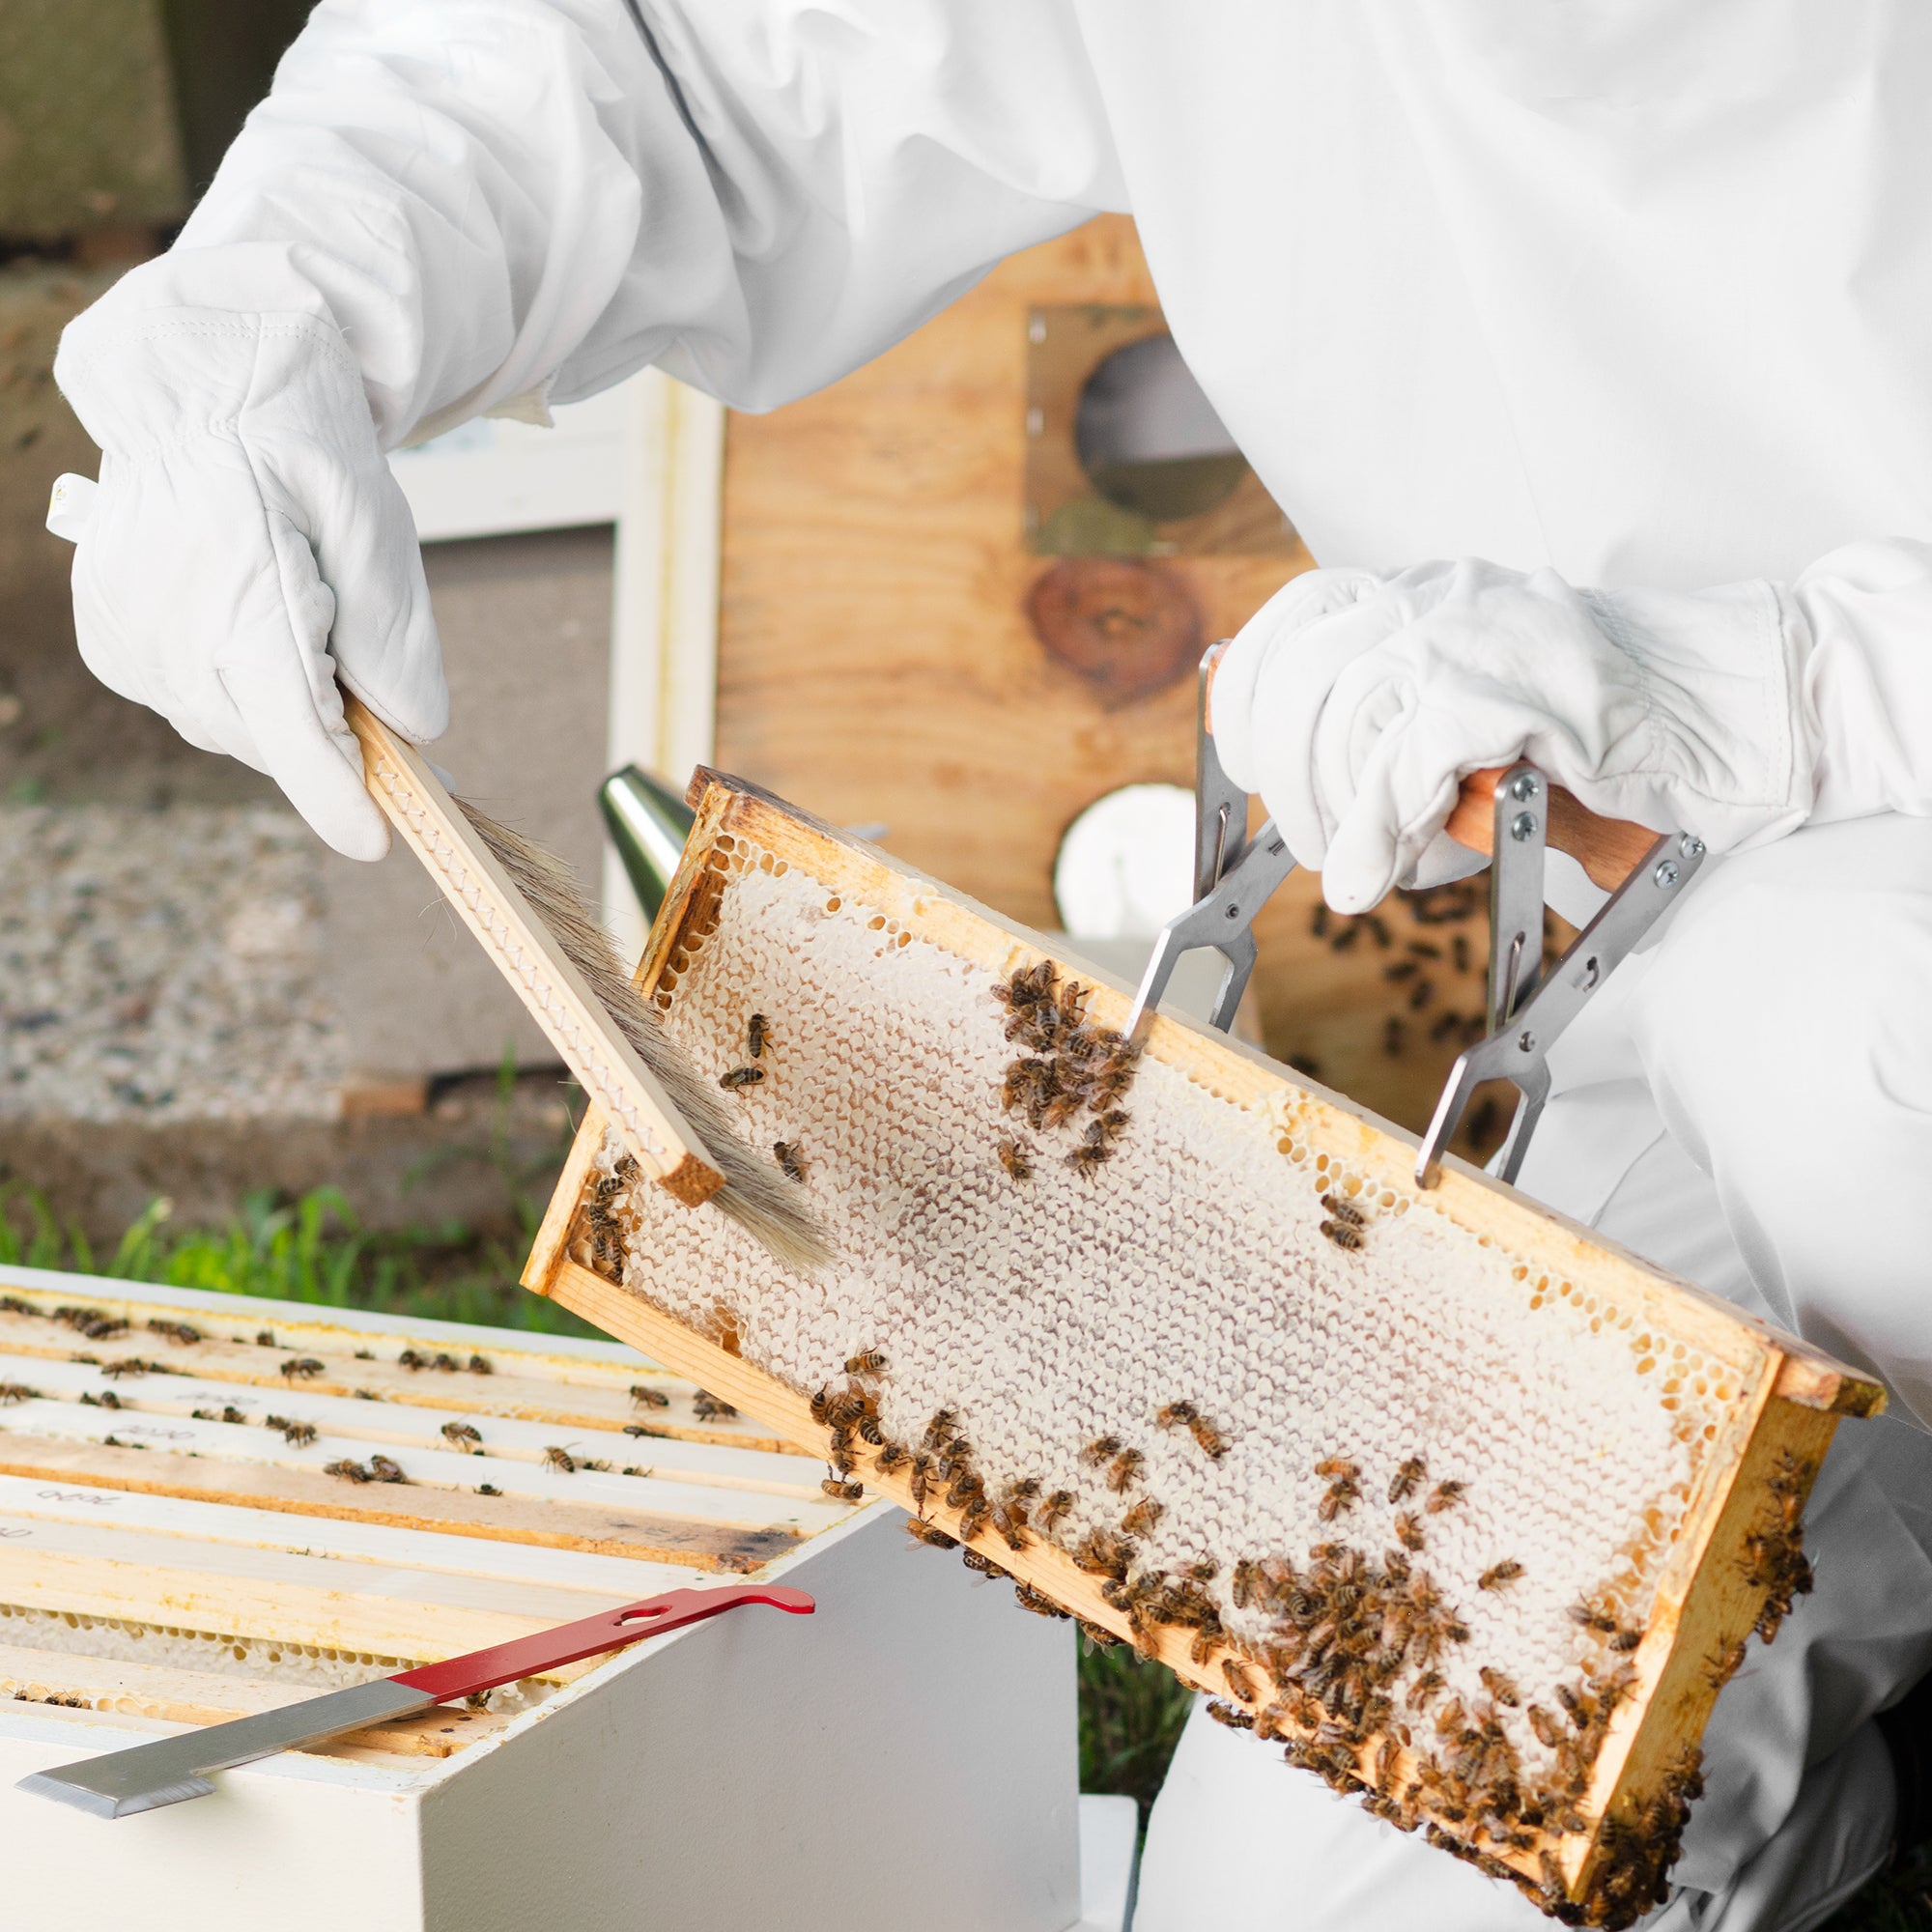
[0,1264,1122,1932]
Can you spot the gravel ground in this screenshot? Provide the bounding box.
[0,803,344,1122]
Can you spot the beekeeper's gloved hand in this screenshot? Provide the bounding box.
[1210,557,1817,913]
[52,298,446,862]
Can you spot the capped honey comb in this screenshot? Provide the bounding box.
[525,771,1882,1927]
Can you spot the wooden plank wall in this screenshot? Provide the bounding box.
[713,215,1507,1144]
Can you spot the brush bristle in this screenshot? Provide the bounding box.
[456,802,831,1273]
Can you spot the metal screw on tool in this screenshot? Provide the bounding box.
[1509,772,1541,802]
[1510,811,1539,842]
[1679,834,1705,861]
[1224,902,1240,920]
[1654,860,1681,889]
[1518,1029,1536,1053]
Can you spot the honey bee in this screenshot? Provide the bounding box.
[1106,1448,1146,1492]
[1568,1600,1619,1635]
[367,1455,405,1483]
[541,1446,578,1474]
[1035,1490,1074,1536]
[1222,1660,1260,1704]
[774,1141,808,1182]
[876,1441,911,1473]
[1406,1670,1444,1711]
[1154,1401,1199,1431]
[324,1457,371,1484]
[1393,1511,1426,1552]
[1320,1220,1364,1251]
[441,1420,483,1450]
[909,1452,935,1511]
[1314,1455,1360,1482]
[221,1405,246,1424]
[1090,1107,1130,1144]
[1320,1194,1366,1228]
[629,1383,670,1409]
[1424,1480,1467,1515]
[957,1494,992,1542]
[1609,1627,1643,1654]
[1013,1583,1068,1621]
[281,1357,326,1379]
[960,1548,1008,1577]
[1554,1683,1590,1728]
[476,1483,503,1497]
[1081,1435,1123,1466]
[1477,1667,1520,1709]
[845,1350,887,1377]
[692,1392,737,1420]
[1478,1560,1524,1594]
[279,1421,319,1448]
[1705,1637,1748,1688]
[905,1518,959,1550]
[0,1383,37,1406]
[469,1354,494,1376]
[1318,1473,1361,1521]
[718,1065,765,1091]
[1231,1558,1258,1609]
[748,1012,769,1059]
[822,1476,865,1500]
[1065,1142,1107,1178]
[1527,1705,1566,1750]
[946,1468,985,1510]
[996,1136,1034,1181]
[1121,1496,1165,1537]
[1073,1528,1133,1579]
[1388,1456,1427,1504]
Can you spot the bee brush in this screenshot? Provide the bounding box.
[343,698,830,1274]
[44,471,827,1275]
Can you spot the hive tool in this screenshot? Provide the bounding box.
[18,1582,813,1818]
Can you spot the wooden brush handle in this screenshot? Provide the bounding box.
[343,698,726,1208]
[1443,772,1660,892]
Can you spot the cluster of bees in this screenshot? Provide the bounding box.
[719,1010,771,1091]
[397,1349,495,1376]
[323,1453,407,1485]
[581,1156,644,1278]
[991,962,1141,1181]
[805,1335,1742,1931]
[1744,1450,1817,1642]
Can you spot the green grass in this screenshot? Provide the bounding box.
[0,1061,599,1338]
[1077,1632,1197,1827]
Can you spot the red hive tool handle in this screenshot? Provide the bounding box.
[390,1583,815,1703]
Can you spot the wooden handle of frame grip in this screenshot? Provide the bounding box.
[342,697,726,1208]
[1199,642,1659,894]
[1442,772,1662,892]
[1453,769,1662,889]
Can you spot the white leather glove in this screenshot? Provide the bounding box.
[53,298,447,861]
[1211,557,1816,913]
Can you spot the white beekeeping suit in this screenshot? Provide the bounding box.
[51,5,1932,1926]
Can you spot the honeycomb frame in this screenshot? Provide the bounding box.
[525,769,1882,1924]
